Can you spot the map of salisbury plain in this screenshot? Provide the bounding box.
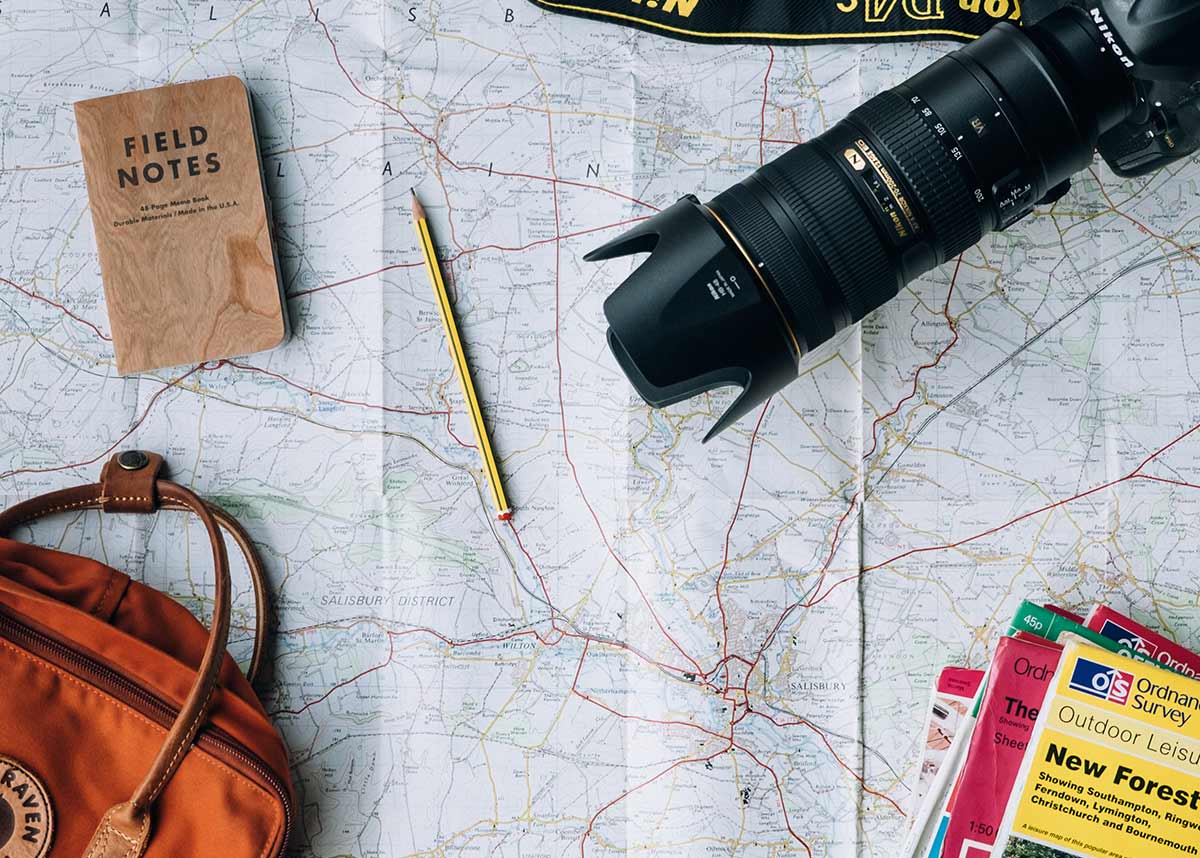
[1,1,1198,856]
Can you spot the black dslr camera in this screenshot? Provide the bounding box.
[589,1,1200,439]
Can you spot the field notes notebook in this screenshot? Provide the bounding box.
[75,76,288,374]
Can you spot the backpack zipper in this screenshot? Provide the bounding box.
[0,605,292,853]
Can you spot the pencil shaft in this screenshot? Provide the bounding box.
[415,214,512,519]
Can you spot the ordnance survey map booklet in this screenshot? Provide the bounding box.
[995,641,1200,858]
[911,667,985,819]
[906,603,1200,858]
[4,4,1200,856]
[937,636,1062,858]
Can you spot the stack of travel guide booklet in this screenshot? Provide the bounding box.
[904,601,1200,858]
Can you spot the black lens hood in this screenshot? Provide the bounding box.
[590,197,800,441]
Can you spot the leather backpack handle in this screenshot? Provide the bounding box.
[160,498,270,684]
[0,451,268,858]
[0,452,270,682]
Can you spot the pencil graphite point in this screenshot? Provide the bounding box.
[410,189,425,222]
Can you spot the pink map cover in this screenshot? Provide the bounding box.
[939,635,1062,858]
[938,666,984,698]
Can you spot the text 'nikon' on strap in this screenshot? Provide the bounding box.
[525,0,1021,44]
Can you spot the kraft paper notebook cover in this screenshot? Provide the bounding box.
[75,76,289,374]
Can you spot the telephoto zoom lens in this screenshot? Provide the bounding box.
[588,6,1139,440]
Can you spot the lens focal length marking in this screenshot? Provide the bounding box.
[902,89,988,215]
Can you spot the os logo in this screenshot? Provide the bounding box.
[1068,658,1133,705]
[1098,619,1156,657]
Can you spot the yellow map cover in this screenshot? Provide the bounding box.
[994,640,1200,858]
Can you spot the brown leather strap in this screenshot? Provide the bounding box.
[99,450,164,513]
[159,498,269,684]
[0,452,270,856]
[0,483,118,533]
[0,464,271,684]
[84,800,151,858]
[126,479,231,814]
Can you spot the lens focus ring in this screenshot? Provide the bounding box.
[710,176,847,350]
[848,90,983,261]
[757,144,900,324]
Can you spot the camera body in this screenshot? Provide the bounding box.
[1027,0,1200,176]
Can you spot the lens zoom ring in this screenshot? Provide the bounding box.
[849,90,983,260]
[759,145,899,322]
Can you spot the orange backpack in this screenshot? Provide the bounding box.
[0,451,293,857]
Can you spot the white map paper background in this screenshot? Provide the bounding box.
[1,2,1198,855]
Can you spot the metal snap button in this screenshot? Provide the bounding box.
[117,450,149,471]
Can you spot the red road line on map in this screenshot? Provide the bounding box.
[546,143,704,679]
[579,746,733,858]
[221,359,474,449]
[291,262,423,297]
[572,644,859,852]
[0,365,203,480]
[862,256,962,463]
[732,741,814,856]
[0,275,112,342]
[508,518,561,624]
[307,1,661,214]
[750,709,905,814]
[759,48,775,166]
[714,401,770,673]
[220,359,449,417]
[273,628,396,716]
[1134,474,1200,491]
[778,488,861,641]
[510,520,708,678]
[571,649,816,853]
[441,408,476,449]
[741,261,958,624]
[226,351,480,449]
[699,417,1200,699]
[858,419,1200,572]
[571,641,732,742]
[290,216,651,298]
[452,217,651,262]
[801,418,1200,612]
[269,623,561,716]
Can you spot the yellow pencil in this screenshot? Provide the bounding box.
[411,190,513,522]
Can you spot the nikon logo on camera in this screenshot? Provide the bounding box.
[1090,7,1135,69]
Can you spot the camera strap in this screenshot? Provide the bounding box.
[526,0,1020,44]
